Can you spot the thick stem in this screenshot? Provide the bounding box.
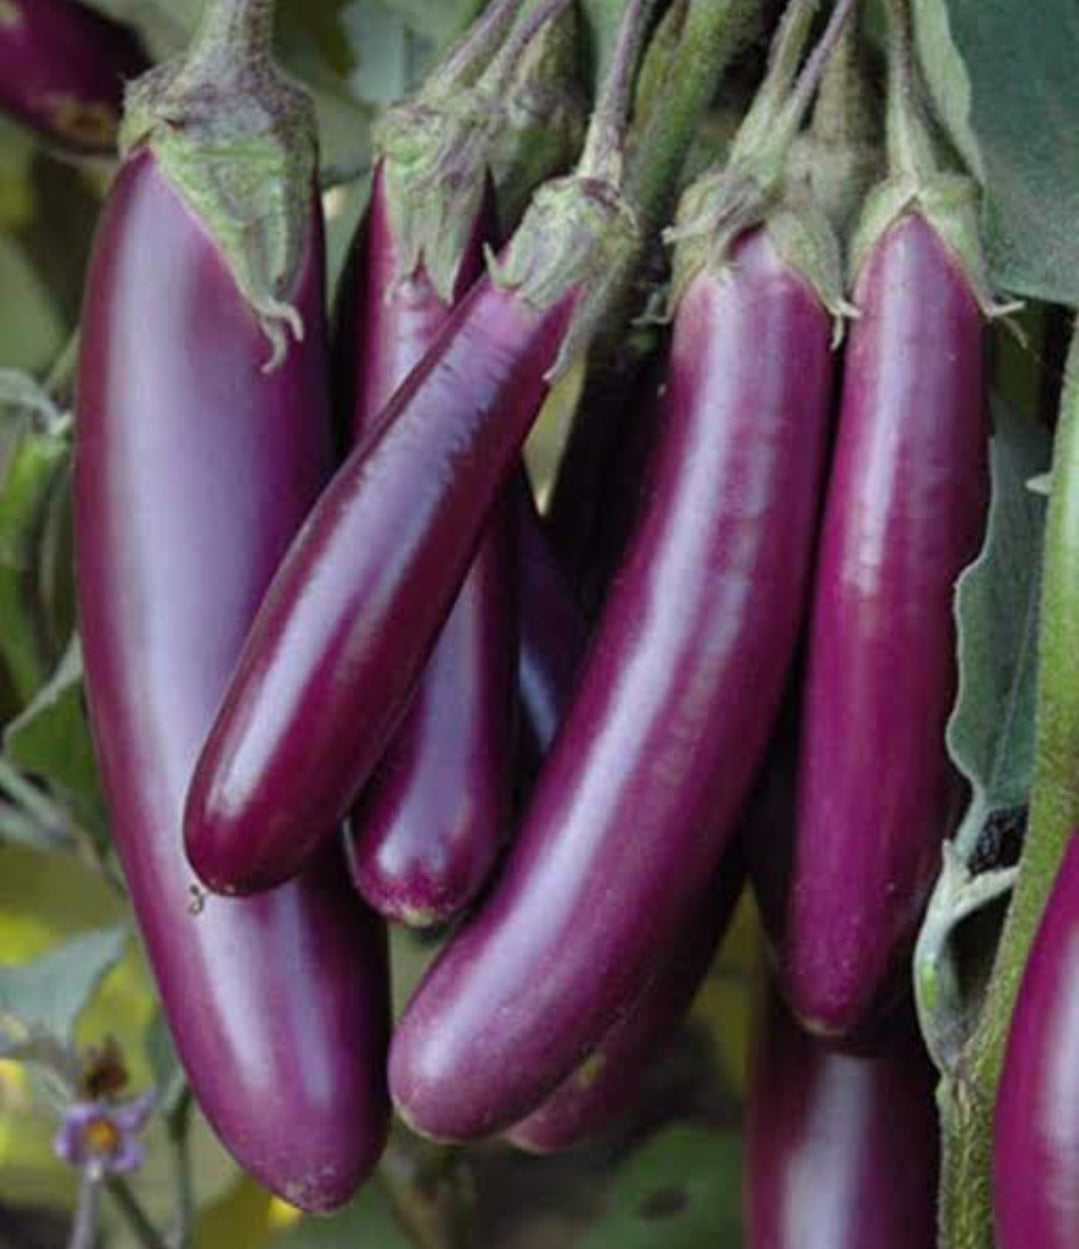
[105,1179,170,1249]
[882,0,936,179]
[175,0,275,86]
[938,317,1079,1248]
[579,0,657,185]
[66,1174,101,1249]
[627,0,760,237]
[478,0,573,96]
[431,0,528,95]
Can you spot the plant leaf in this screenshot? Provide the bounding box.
[913,0,1079,304]
[4,639,108,840]
[575,1125,742,1249]
[915,396,1051,1073]
[0,927,127,1054]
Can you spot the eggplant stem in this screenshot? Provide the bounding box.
[882,0,936,179]
[430,0,528,95]
[478,0,574,96]
[578,0,658,186]
[177,0,275,83]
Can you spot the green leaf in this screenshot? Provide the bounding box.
[576,1125,741,1249]
[913,0,1079,303]
[272,1181,410,1248]
[915,397,1051,1073]
[4,639,108,840]
[0,927,127,1054]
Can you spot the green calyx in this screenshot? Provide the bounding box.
[374,3,584,305]
[121,2,317,372]
[489,173,642,379]
[849,171,1006,316]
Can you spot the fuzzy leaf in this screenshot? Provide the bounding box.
[4,640,108,839]
[0,927,127,1054]
[913,0,1079,303]
[576,1125,742,1249]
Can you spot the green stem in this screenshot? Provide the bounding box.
[166,1088,195,1249]
[106,1178,171,1249]
[431,0,527,95]
[578,0,657,185]
[882,0,936,178]
[67,1173,101,1249]
[0,755,72,842]
[179,0,274,80]
[626,0,761,238]
[938,317,1079,1248]
[478,0,571,96]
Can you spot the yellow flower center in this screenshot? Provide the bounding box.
[84,1117,121,1157]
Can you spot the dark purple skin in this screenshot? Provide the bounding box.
[745,989,939,1249]
[183,269,576,895]
[388,228,835,1141]
[0,0,145,155]
[994,832,1079,1249]
[505,857,745,1153]
[515,474,588,768]
[778,211,988,1039]
[346,162,517,927]
[74,150,390,1210]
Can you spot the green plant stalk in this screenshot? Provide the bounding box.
[938,318,1079,1248]
[166,1087,195,1249]
[626,0,758,239]
[106,1177,170,1249]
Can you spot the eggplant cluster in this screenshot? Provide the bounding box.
[56,0,1010,1241]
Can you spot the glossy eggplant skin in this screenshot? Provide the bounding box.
[505,859,744,1152]
[75,151,390,1210]
[388,229,834,1141]
[994,833,1079,1249]
[0,0,145,155]
[778,212,988,1038]
[515,476,588,767]
[346,163,517,927]
[746,989,939,1249]
[184,273,575,895]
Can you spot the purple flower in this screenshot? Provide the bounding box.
[53,1088,155,1180]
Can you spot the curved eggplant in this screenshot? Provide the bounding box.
[388,227,834,1140]
[0,0,145,155]
[746,988,939,1249]
[778,211,988,1038]
[345,162,517,927]
[994,833,1079,1249]
[75,149,389,1210]
[505,858,744,1152]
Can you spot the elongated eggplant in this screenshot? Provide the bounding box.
[994,833,1079,1249]
[183,0,651,895]
[0,0,145,155]
[778,214,987,1037]
[746,989,939,1249]
[389,225,836,1140]
[505,857,744,1152]
[343,158,515,927]
[74,4,388,1209]
[515,475,588,768]
[344,0,581,926]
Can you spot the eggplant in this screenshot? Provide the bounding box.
[74,7,389,1209]
[776,211,988,1038]
[505,858,744,1153]
[746,989,939,1249]
[994,833,1079,1249]
[0,0,145,155]
[343,160,516,928]
[388,224,836,1140]
[182,0,651,895]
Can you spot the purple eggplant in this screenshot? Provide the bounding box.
[343,158,516,928]
[994,833,1079,1249]
[515,475,588,767]
[388,223,836,1141]
[0,0,145,155]
[775,211,988,1038]
[746,988,939,1249]
[182,0,651,896]
[505,858,744,1153]
[74,8,389,1209]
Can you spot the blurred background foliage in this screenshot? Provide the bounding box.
[1,0,1078,1245]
